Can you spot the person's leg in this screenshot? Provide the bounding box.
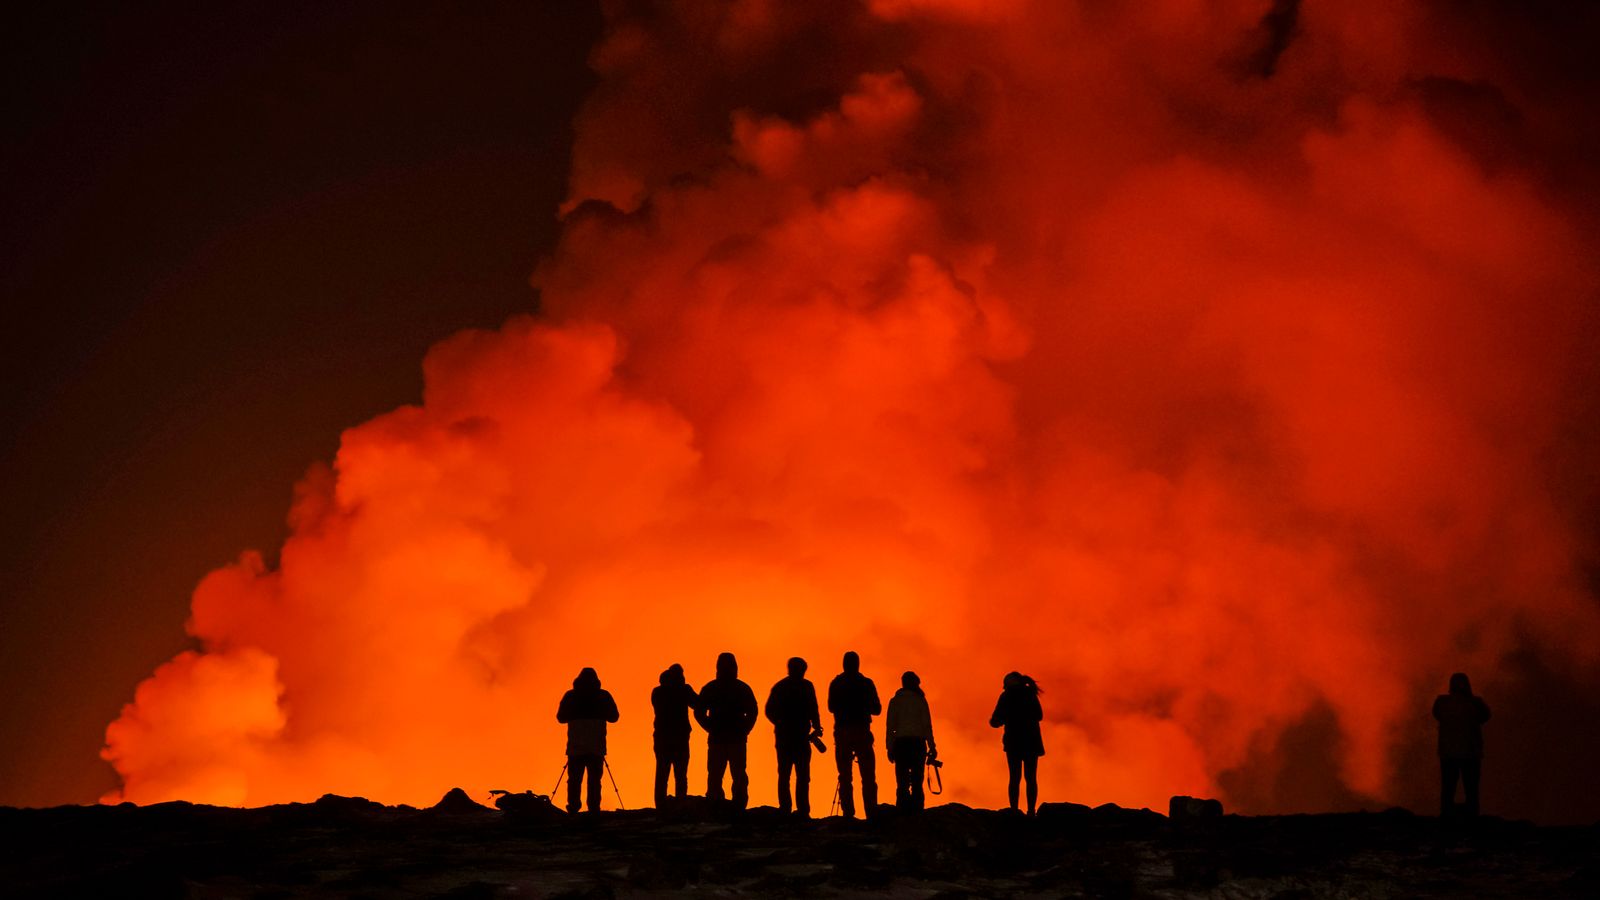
[909,739,926,811]
[1023,756,1038,815]
[1440,757,1460,817]
[567,756,584,814]
[835,739,856,817]
[586,756,604,812]
[777,748,794,814]
[654,748,669,808]
[707,742,728,801]
[672,743,689,798]
[892,739,910,808]
[1006,754,1021,810]
[1463,759,1481,817]
[731,740,750,809]
[796,749,811,817]
[859,736,878,817]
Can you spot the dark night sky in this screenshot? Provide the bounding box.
[0,1,600,807]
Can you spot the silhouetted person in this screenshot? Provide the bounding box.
[827,650,881,818]
[651,663,700,808]
[556,667,619,814]
[886,670,936,812]
[1433,672,1491,818]
[765,656,823,817]
[990,671,1043,815]
[695,651,758,809]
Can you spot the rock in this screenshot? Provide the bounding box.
[490,790,564,821]
[431,787,492,813]
[1169,795,1224,820]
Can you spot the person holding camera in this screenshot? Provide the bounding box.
[886,670,937,812]
[828,650,882,818]
[764,656,824,817]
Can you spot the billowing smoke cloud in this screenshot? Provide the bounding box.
[105,0,1600,820]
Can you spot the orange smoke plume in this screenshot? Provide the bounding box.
[105,0,1600,818]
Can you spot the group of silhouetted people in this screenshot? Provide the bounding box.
[556,651,1047,817]
[558,661,1490,820]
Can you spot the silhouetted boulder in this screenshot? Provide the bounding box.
[431,787,492,814]
[1169,795,1224,820]
[490,789,564,821]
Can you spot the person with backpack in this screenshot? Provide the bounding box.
[886,670,936,811]
[695,652,759,809]
[827,650,881,818]
[651,663,700,808]
[555,667,620,814]
[989,671,1043,815]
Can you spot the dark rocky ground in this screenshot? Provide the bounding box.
[3,790,1596,899]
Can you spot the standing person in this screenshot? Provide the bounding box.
[765,657,823,817]
[989,671,1043,815]
[886,671,936,812]
[694,652,758,809]
[651,663,700,808]
[555,667,620,814]
[1433,672,1491,817]
[827,650,881,819]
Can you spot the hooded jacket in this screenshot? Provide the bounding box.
[652,665,700,745]
[557,668,620,757]
[886,686,934,744]
[1432,674,1491,760]
[765,674,822,749]
[828,661,881,729]
[989,674,1044,758]
[695,654,758,742]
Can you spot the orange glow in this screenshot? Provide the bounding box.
[104,1,1600,813]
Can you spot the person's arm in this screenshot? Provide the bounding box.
[1432,696,1445,721]
[886,696,901,744]
[806,684,821,734]
[989,695,1005,729]
[685,684,701,710]
[925,696,935,750]
[827,678,839,716]
[603,691,619,723]
[740,684,759,734]
[557,692,572,724]
[693,685,714,730]
[867,680,882,717]
[1030,694,1043,722]
[1476,698,1491,723]
[764,685,779,726]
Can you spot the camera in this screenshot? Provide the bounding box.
[810,730,827,753]
[926,748,942,768]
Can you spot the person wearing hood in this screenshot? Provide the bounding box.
[886,671,936,811]
[556,667,620,814]
[694,652,758,808]
[989,671,1043,815]
[827,650,882,818]
[765,656,823,817]
[651,663,700,808]
[1432,672,1491,817]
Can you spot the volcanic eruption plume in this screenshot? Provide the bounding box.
[104,0,1600,819]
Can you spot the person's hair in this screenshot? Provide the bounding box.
[788,656,807,676]
[1449,672,1472,696]
[1003,671,1041,694]
[842,651,860,672]
[901,671,920,690]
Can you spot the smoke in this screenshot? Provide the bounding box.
[105,0,1600,819]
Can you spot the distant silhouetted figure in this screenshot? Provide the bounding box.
[765,656,823,817]
[652,663,700,808]
[1433,672,1491,818]
[828,650,882,818]
[990,671,1043,815]
[556,667,620,814]
[695,652,758,809]
[886,671,936,812]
